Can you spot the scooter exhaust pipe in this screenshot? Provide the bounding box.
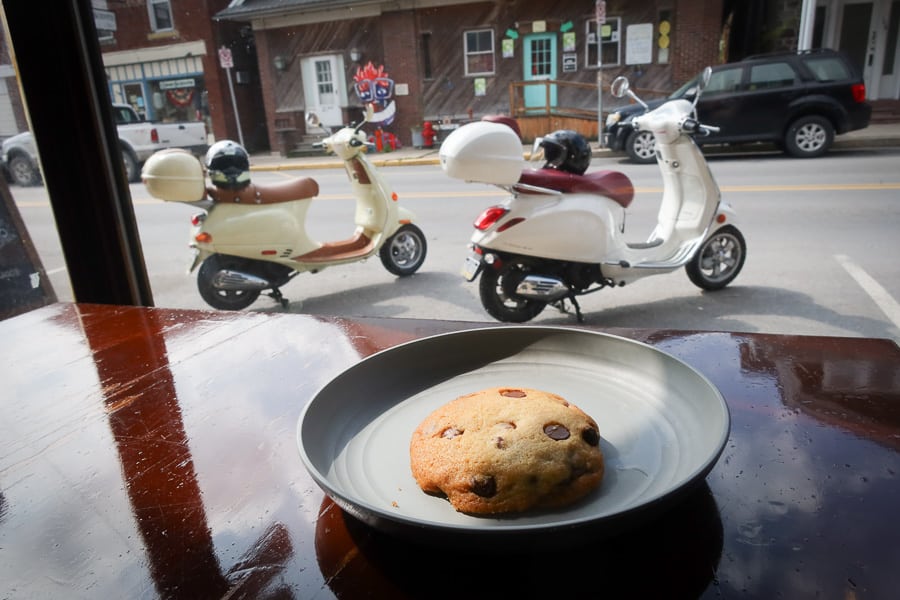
[515,275,569,301]
[211,269,271,291]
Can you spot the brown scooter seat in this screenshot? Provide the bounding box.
[516,168,634,208]
[206,177,320,204]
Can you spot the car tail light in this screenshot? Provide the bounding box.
[851,83,866,103]
[151,128,160,144]
[190,213,206,226]
[474,206,510,231]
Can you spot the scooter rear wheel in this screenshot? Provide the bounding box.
[197,254,262,311]
[685,225,746,290]
[380,224,427,276]
[479,258,547,323]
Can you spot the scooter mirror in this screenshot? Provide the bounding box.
[699,66,712,91]
[610,76,630,98]
[691,66,713,111]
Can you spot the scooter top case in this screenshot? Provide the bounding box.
[440,120,525,186]
[141,148,206,202]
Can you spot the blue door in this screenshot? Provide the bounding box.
[524,33,557,109]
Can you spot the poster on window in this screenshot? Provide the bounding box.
[625,23,653,65]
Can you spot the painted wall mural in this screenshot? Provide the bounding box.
[353,62,396,125]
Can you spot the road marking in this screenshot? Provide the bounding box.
[836,254,900,330]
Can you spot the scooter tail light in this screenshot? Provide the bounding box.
[474,206,509,231]
[851,83,866,103]
[195,232,212,244]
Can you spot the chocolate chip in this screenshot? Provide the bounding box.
[543,423,570,440]
[441,427,462,439]
[581,427,600,446]
[493,436,506,449]
[500,389,527,398]
[471,474,497,497]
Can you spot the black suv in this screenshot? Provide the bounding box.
[604,49,871,163]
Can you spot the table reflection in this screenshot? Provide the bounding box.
[1,304,898,599]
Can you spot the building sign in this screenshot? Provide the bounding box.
[562,53,577,72]
[159,78,196,90]
[625,23,653,65]
[218,46,233,69]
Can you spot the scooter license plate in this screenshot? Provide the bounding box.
[461,254,482,282]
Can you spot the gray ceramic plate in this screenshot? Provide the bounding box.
[298,326,729,544]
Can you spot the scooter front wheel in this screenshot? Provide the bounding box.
[479,258,547,323]
[380,224,427,276]
[197,254,262,310]
[686,225,746,290]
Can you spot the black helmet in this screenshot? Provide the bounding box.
[205,140,250,189]
[539,130,591,175]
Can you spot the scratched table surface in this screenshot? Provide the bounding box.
[2,303,899,599]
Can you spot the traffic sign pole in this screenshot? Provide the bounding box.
[218,46,245,147]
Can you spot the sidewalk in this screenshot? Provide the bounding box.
[249,122,900,172]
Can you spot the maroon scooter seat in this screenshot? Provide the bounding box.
[516,168,635,208]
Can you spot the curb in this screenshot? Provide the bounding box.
[249,135,899,172]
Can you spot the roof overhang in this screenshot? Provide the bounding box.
[216,0,487,29]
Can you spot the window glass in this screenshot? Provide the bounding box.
[705,67,743,94]
[749,62,797,89]
[149,0,173,31]
[464,29,495,75]
[806,56,851,81]
[585,17,621,67]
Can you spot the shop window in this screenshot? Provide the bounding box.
[464,29,495,76]
[148,0,173,32]
[586,16,621,68]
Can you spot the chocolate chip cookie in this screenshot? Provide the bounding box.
[409,387,604,515]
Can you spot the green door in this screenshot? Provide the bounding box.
[523,33,557,109]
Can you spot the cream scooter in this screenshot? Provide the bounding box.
[440,67,746,323]
[141,107,427,310]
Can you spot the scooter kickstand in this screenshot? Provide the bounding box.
[569,295,584,323]
[267,288,289,309]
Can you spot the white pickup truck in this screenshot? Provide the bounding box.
[1,103,208,186]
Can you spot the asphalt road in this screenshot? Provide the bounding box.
[12,145,900,343]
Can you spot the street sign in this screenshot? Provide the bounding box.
[595,0,606,24]
[218,46,233,69]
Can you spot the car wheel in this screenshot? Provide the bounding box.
[8,155,40,186]
[784,115,834,158]
[121,150,139,183]
[625,129,657,164]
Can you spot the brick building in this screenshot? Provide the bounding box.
[216,0,724,152]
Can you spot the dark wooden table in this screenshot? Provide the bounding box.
[2,303,899,599]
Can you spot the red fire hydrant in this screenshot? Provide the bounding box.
[422,121,436,148]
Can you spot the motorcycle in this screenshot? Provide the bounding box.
[141,107,427,311]
[439,67,746,323]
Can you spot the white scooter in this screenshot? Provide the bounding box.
[440,67,746,323]
[141,107,427,311]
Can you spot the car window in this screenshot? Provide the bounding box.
[704,67,743,95]
[805,56,851,82]
[749,62,797,90]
